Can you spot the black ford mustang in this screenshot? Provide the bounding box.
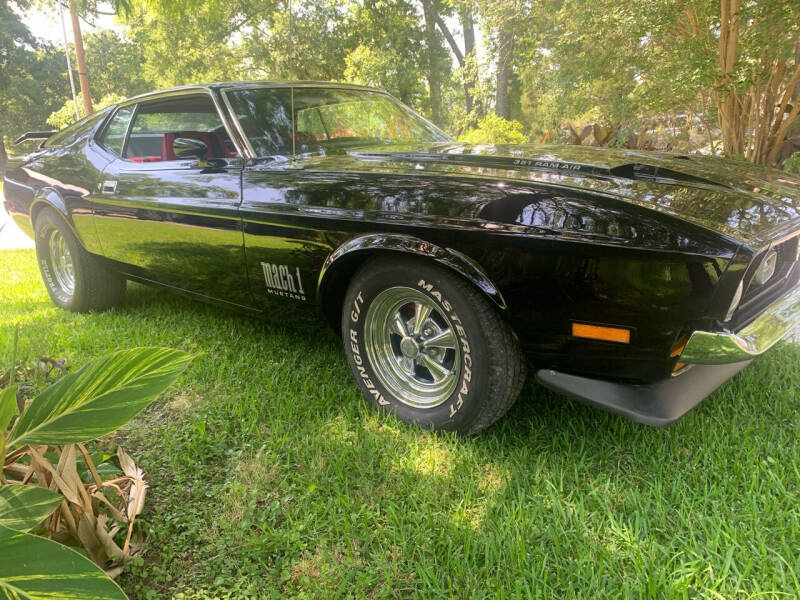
[4,82,800,433]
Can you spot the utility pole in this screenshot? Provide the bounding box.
[68,0,93,116]
[58,0,80,121]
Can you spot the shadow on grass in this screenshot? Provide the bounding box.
[118,276,797,457]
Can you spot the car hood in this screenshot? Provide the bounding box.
[325,142,800,247]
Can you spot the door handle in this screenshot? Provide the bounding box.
[101,180,117,194]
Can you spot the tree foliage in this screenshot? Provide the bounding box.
[0,0,68,171]
[46,93,124,129]
[6,0,800,167]
[458,113,529,144]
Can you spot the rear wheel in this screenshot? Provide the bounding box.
[34,208,126,312]
[342,256,526,434]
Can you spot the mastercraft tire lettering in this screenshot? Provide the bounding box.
[342,256,527,434]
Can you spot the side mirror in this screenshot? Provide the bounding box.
[173,137,208,160]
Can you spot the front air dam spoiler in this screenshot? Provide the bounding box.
[535,361,752,427]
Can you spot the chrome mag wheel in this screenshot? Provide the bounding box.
[47,229,75,296]
[364,287,461,409]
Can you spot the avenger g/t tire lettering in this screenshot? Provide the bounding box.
[342,256,527,434]
[34,208,126,312]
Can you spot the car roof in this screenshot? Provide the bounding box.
[119,81,386,106]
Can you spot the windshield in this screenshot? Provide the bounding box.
[225,87,451,157]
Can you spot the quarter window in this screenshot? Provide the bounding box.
[45,108,109,148]
[99,106,134,157]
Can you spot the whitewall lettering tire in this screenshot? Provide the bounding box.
[342,256,527,434]
[34,208,126,312]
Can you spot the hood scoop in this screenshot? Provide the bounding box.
[608,163,732,190]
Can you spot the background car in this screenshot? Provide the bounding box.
[4,82,800,433]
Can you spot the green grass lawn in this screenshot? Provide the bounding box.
[2,248,799,599]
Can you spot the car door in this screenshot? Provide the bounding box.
[222,85,332,309]
[226,85,454,311]
[91,90,253,308]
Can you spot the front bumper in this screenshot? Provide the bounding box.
[680,284,800,364]
[535,361,751,426]
[535,284,798,426]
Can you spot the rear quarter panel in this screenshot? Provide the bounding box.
[3,122,113,254]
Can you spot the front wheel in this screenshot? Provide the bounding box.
[342,256,526,434]
[34,208,126,312]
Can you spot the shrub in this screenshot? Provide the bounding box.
[458,113,530,145]
[783,152,800,174]
[47,93,125,130]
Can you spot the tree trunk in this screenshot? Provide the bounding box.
[495,23,514,119]
[422,0,462,65]
[794,40,800,100]
[422,0,442,125]
[459,5,476,117]
[0,137,7,178]
[764,43,800,166]
[715,0,744,158]
[68,0,93,117]
[461,5,475,55]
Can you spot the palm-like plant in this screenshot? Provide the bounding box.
[0,347,192,599]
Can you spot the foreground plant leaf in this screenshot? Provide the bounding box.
[0,385,17,458]
[8,347,192,447]
[0,524,127,599]
[0,385,17,432]
[0,485,62,532]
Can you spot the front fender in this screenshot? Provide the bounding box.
[318,233,507,310]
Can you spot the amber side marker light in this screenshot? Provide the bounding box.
[571,322,631,344]
[671,335,690,373]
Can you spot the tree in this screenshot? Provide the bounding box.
[525,0,800,164]
[0,0,69,172]
[84,30,151,98]
[123,0,355,85]
[420,0,482,124]
[344,1,430,108]
[47,92,123,129]
[421,0,443,124]
[673,0,800,164]
[60,0,133,115]
[514,0,658,141]
[480,0,524,120]
[43,30,152,129]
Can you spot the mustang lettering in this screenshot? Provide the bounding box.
[261,262,306,301]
